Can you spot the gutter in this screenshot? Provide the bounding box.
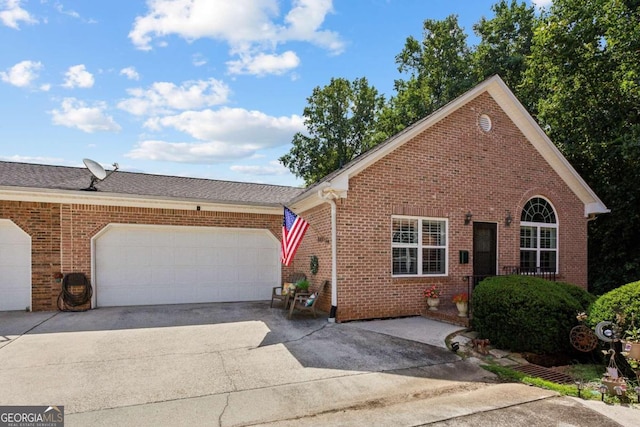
[318,186,345,323]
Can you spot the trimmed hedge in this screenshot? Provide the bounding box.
[472,276,595,354]
[587,280,640,331]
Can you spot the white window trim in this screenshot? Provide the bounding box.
[392,215,449,277]
[519,196,560,274]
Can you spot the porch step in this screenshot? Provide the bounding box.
[422,307,470,328]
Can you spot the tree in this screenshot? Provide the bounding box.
[522,0,640,293]
[376,15,475,139]
[472,0,538,99]
[280,77,385,185]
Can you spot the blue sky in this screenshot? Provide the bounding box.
[0,0,550,187]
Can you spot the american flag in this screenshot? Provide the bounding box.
[281,206,309,266]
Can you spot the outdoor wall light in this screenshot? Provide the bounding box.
[464,211,473,225]
[505,210,513,227]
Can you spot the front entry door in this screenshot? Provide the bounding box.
[473,222,497,283]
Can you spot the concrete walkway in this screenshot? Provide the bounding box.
[0,304,638,426]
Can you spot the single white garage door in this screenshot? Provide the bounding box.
[0,220,31,311]
[94,224,281,307]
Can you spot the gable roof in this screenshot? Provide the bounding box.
[290,75,609,217]
[0,161,303,213]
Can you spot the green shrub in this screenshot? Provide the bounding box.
[587,280,640,332]
[472,276,594,354]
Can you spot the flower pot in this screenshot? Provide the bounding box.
[601,377,627,396]
[426,297,440,311]
[623,341,640,360]
[456,301,468,317]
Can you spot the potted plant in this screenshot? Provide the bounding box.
[452,292,469,317]
[295,278,310,293]
[423,285,441,311]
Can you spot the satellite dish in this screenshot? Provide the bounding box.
[83,158,107,180]
[82,158,118,191]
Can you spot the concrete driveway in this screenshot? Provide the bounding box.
[0,303,633,426]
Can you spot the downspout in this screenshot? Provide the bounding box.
[319,188,339,323]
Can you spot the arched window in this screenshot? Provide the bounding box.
[520,197,558,273]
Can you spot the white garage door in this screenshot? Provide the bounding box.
[94,224,281,307]
[0,220,31,311]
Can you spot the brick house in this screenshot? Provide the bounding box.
[0,76,608,321]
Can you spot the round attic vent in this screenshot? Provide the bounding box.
[479,114,492,132]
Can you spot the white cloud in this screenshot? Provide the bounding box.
[230,161,290,176]
[128,0,343,75]
[118,78,230,116]
[192,53,207,67]
[125,140,256,163]
[0,0,38,29]
[531,0,553,8]
[143,107,304,147]
[226,50,300,76]
[40,83,51,91]
[50,98,121,133]
[0,155,64,164]
[128,108,304,164]
[120,66,140,80]
[62,64,94,88]
[0,60,42,87]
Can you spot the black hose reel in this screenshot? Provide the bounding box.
[57,272,93,312]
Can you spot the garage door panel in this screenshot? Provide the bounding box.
[0,221,31,311]
[151,246,173,266]
[95,225,280,307]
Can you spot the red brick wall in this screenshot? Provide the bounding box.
[328,93,588,322]
[291,203,333,313]
[0,200,282,311]
[0,201,62,310]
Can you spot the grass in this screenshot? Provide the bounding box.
[481,363,639,405]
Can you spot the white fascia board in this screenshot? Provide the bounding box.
[485,78,609,217]
[0,187,282,215]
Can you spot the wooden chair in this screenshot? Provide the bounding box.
[270,272,307,308]
[288,280,327,319]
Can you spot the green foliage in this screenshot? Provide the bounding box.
[472,0,538,95]
[375,15,474,139]
[295,278,310,291]
[472,276,594,354]
[279,77,385,185]
[521,0,640,294]
[482,364,580,396]
[587,280,640,333]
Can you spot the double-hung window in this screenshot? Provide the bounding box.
[520,197,558,273]
[392,216,448,276]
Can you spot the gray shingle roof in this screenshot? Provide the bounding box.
[0,161,304,206]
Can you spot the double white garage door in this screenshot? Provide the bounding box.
[94,224,281,307]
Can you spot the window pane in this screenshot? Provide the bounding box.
[520,226,537,249]
[393,247,417,275]
[540,251,556,271]
[540,227,557,249]
[520,251,537,270]
[521,197,557,223]
[392,219,418,244]
[422,248,445,275]
[422,220,445,246]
